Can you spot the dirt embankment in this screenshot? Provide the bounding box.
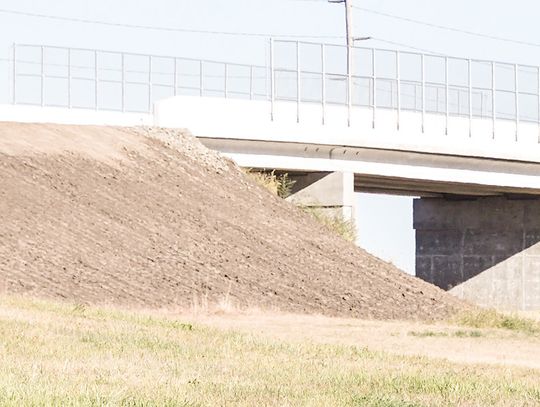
[0,123,466,320]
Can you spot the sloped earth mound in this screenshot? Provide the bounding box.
[0,123,466,320]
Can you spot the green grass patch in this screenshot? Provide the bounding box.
[0,296,538,406]
[455,309,540,336]
[409,330,449,338]
[453,330,483,338]
[351,395,424,407]
[409,330,484,338]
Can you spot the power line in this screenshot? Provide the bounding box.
[366,38,529,74]
[352,5,540,48]
[2,5,534,66]
[293,1,540,49]
[368,37,445,56]
[0,8,343,40]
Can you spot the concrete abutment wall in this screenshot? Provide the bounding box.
[414,197,540,310]
[286,172,356,223]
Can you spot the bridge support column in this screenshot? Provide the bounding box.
[287,171,356,223]
[414,197,540,311]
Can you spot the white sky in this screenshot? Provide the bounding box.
[1,0,539,274]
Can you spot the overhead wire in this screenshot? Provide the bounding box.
[1,4,535,76]
[367,37,444,56]
[0,7,343,40]
[351,5,540,49]
[3,3,538,49]
[292,1,540,51]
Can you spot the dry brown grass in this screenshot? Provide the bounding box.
[300,205,357,242]
[186,309,540,371]
[244,169,295,198]
[0,296,539,406]
[520,311,540,322]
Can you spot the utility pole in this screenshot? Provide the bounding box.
[330,0,353,125]
[344,0,353,81]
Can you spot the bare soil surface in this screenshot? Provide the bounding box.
[0,122,466,320]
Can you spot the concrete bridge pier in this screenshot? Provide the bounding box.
[286,171,356,223]
[414,196,540,311]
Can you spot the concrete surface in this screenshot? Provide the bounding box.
[3,99,540,196]
[154,96,540,163]
[414,197,540,310]
[286,172,356,222]
[0,104,152,126]
[201,137,540,196]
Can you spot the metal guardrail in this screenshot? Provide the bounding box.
[11,44,270,113]
[270,39,540,140]
[8,41,540,141]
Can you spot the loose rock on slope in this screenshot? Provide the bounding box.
[0,122,466,320]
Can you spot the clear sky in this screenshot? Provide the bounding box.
[1,0,539,274]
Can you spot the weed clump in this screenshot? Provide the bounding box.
[246,170,356,242]
[409,330,484,338]
[301,206,357,243]
[246,170,296,199]
[454,309,540,336]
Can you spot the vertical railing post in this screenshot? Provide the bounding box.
[414,84,417,111]
[321,43,326,125]
[265,44,269,101]
[347,44,352,127]
[67,48,72,109]
[515,64,519,141]
[492,61,496,139]
[445,56,449,135]
[148,55,152,112]
[368,79,372,110]
[224,63,228,99]
[173,58,178,97]
[12,44,15,105]
[468,59,472,138]
[372,49,376,129]
[390,81,394,109]
[270,38,276,121]
[94,50,98,110]
[40,46,44,107]
[537,66,540,143]
[421,53,425,133]
[270,38,275,121]
[199,60,204,97]
[121,53,125,112]
[249,65,254,100]
[396,50,400,130]
[480,93,484,118]
[296,40,301,123]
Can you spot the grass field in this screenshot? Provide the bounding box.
[0,296,539,406]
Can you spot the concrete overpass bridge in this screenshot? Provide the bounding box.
[2,42,540,310]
